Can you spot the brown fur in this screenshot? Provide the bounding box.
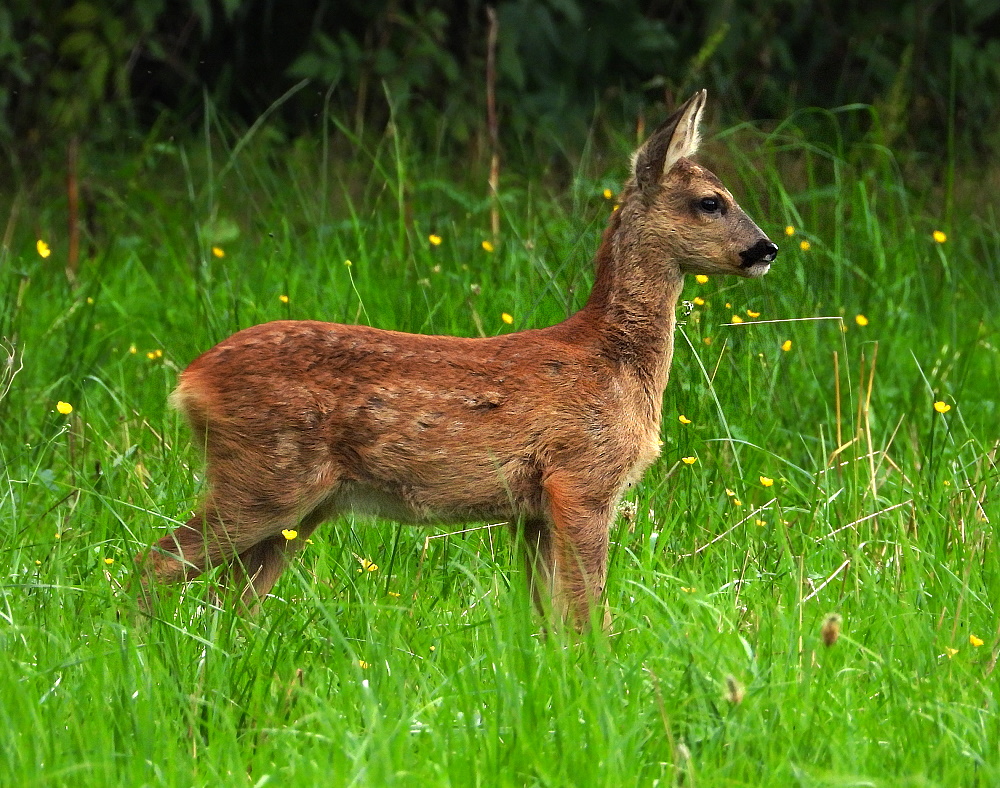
[138,91,777,629]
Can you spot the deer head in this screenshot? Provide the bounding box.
[628,89,777,279]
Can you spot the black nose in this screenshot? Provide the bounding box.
[740,239,778,267]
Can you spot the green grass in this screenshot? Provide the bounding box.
[1,110,998,787]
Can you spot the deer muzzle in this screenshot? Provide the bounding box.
[739,239,778,269]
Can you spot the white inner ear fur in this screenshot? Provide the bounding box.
[662,89,706,175]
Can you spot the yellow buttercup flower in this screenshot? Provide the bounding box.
[781,340,792,352]
[481,240,495,253]
[281,529,298,540]
[602,188,613,199]
[695,274,709,284]
[37,240,51,258]
[784,226,795,236]
[104,557,114,565]
[969,634,984,647]
[681,456,697,465]
[934,401,951,414]
[692,296,705,306]
[746,309,760,318]
[944,647,959,658]
[56,401,73,415]
[932,230,947,244]
[855,314,869,327]
[731,315,744,324]
[759,475,774,487]
[678,415,691,424]
[501,312,514,325]
[799,240,811,251]
[211,246,225,258]
[428,234,442,246]
[279,294,289,304]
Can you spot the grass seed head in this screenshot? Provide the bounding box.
[822,613,842,647]
[725,674,745,705]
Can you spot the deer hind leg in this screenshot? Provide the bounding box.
[140,469,339,604]
[540,472,614,631]
[226,503,332,607]
[142,492,245,585]
[518,518,555,617]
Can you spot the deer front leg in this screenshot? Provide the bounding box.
[539,472,614,631]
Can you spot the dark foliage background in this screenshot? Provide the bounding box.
[1,0,999,165]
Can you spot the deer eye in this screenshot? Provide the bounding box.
[698,197,722,213]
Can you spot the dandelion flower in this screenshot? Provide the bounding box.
[602,188,613,199]
[37,240,52,258]
[855,314,869,327]
[784,226,795,237]
[746,309,760,318]
[279,294,289,304]
[678,414,692,424]
[693,296,705,306]
[211,246,225,258]
[482,240,495,253]
[932,230,947,244]
[681,456,697,465]
[933,401,951,414]
[970,634,984,647]
[781,340,792,352]
[759,475,774,487]
[944,647,959,659]
[695,274,709,284]
[501,312,514,325]
[731,315,744,324]
[428,234,442,246]
[281,529,298,541]
[56,401,73,415]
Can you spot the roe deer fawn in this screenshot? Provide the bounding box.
[141,90,777,629]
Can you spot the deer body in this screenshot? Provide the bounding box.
[143,91,777,628]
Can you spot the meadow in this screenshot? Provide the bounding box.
[0,106,997,786]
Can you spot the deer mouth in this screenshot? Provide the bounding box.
[739,239,778,271]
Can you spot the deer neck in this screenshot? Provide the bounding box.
[580,208,685,396]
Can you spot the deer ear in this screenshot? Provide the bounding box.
[633,89,707,190]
